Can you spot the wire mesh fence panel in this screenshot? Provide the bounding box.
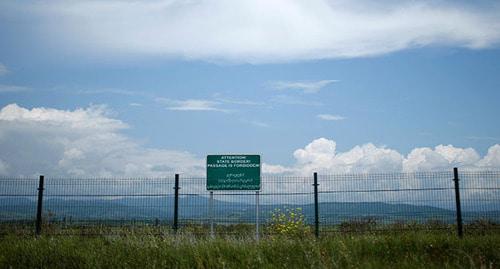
[177,176,314,236]
[0,177,39,235]
[459,170,500,233]
[318,172,458,233]
[0,171,499,236]
[42,177,176,235]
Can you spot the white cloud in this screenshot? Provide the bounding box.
[270,80,337,93]
[0,103,204,177]
[262,163,293,174]
[155,97,228,112]
[478,144,500,168]
[6,0,500,63]
[1,104,499,180]
[0,63,8,76]
[1,104,499,207]
[260,138,500,204]
[264,137,500,176]
[0,85,30,93]
[76,88,142,96]
[317,114,345,121]
[291,138,403,175]
[0,103,125,130]
[294,138,337,165]
[435,145,481,166]
[403,145,481,172]
[403,147,453,172]
[213,96,265,106]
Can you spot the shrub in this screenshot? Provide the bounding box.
[266,208,311,237]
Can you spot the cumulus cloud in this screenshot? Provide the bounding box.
[403,145,481,172]
[1,104,499,179]
[1,104,498,207]
[4,0,500,63]
[0,104,204,177]
[262,163,293,175]
[260,138,500,205]
[270,80,337,93]
[478,144,500,168]
[317,114,345,121]
[265,137,500,176]
[290,138,404,175]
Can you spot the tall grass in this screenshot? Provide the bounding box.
[0,233,499,268]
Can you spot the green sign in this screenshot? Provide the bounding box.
[206,155,261,190]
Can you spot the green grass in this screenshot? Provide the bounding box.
[0,233,499,268]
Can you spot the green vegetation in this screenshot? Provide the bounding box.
[1,213,499,268]
[266,208,311,236]
[1,218,499,237]
[0,233,499,268]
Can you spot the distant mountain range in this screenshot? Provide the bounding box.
[1,196,499,224]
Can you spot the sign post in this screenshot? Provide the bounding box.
[255,190,260,241]
[209,191,214,238]
[206,154,261,239]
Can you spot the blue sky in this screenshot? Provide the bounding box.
[1,1,500,176]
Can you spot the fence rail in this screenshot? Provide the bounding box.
[0,168,499,237]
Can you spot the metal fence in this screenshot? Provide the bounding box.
[0,168,499,237]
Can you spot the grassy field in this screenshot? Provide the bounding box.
[0,233,499,268]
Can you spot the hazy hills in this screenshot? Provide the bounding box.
[1,196,499,224]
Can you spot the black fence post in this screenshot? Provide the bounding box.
[453,167,463,238]
[173,174,180,233]
[313,172,319,238]
[35,175,44,236]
